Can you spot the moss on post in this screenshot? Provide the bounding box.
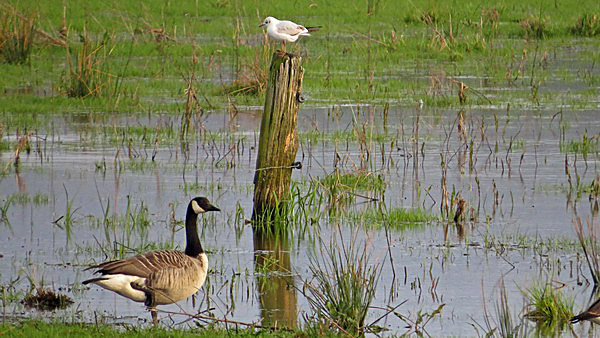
[253,52,304,219]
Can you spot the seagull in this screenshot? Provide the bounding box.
[259,16,320,52]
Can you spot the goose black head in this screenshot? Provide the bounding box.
[190,197,220,214]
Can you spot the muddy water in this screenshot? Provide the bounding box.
[0,104,598,336]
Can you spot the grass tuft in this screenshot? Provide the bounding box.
[59,32,117,98]
[302,233,380,336]
[350,206,437,231]
[524,283,573,328]
[0,9,35,64]
[560,132,599,155]
[477,280,529,337]
[520,15,552,39]
[321,171,385,193]
[571,13,600,37]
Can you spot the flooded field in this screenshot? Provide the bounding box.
[2,0,600,336]
[1,98,599,336]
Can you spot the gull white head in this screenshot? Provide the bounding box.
[259,16,277,28]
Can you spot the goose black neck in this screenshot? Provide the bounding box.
[184,206,203,256]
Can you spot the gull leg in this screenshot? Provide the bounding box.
[282,41,286,52]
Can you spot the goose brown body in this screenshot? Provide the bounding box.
[85,250,208,305]
[83,197,219,314]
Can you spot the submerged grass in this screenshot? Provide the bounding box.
[477,280,529,337]
[321,171,385,192]
[560,132,599,155]
[350,206,438,231]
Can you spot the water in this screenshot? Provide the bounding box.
[1,92,599,335]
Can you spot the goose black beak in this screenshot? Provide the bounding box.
[207,205,220,212]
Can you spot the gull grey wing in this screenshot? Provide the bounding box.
[276,21,307,36]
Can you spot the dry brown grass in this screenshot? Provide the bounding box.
[0,8,35,64]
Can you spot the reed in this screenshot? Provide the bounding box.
[60,31,116,98]
[0,195,14,223]
[520,14,552,40]
[0,8,35,64]
[571,13,600,37]
[573,217,600,285]
[477,280,528,337]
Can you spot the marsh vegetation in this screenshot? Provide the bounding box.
[1,0,600,336]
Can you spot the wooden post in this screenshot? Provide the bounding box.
[253,52,304,218]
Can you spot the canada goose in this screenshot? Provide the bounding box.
[82,196,220,324]
[259,16,320,52]
[572,297,600,324]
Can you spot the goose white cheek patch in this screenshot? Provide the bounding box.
[192,200,205,214]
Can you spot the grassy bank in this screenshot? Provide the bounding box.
[0,320,298,338]
[0,0,599,121]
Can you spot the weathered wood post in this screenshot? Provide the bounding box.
[253,52,304,219]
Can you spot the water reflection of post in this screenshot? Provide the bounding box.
[253,230,297,329]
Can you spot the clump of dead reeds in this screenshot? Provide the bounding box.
[221,20,271,96]
[302,232,381,336]
[221,53,269,96]
[0,8,35,64]
[59,32,116,98]
[22,287,73,311]
[520,14,552,39]
[573,217,600,285]
[571,13,600,37]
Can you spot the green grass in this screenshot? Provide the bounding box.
[350,206,438,230]
[0,320,297,337]
[560,133,599,155]
[0,0,598,125]
[303,236,380,336]
[524,283,573,330]
[321,172,386,192]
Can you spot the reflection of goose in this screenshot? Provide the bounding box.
[83,197,220,324]
[572,297,600,324]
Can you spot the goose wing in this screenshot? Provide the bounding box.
[275,20,308,36]
[86,250,188,278]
